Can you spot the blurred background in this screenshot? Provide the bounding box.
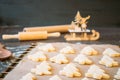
[0,0,120,27]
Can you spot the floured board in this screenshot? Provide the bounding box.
[3,43,120,80]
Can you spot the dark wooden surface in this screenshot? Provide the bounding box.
[0,26,120,46]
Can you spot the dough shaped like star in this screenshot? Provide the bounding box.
[28,51,47,62]
[74,54,92,65]
[31,61,52,75]
[49,75,62,80]
[59,63,81,77]
[114,68,120,79]
[19,73,37,80]
[99,55,119,67]
[38,43,56,52]
[50,54,69,64]
[80,46,98,55]
[103,48,120,57]
[85,65,110,79]
[60,46,75,54]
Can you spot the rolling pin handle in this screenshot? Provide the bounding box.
[2,34,18,40]
[48,32,61,37]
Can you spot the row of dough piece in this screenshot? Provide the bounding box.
[36,43,120,57]
[19,61,120,80]
[22,44,120,80]
[28,50,119,67]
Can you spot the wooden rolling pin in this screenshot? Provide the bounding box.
[23,24,72,33]
[2,31,60,41]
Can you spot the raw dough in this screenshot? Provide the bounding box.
[19,73,37,80]
[31,61,52,75]
[28,51,47,62]
[114,68,120,79]
[85,65,110,79]
[103,48,120,57]
[38,43,56,52]
[74,54,92,65]
[80,46,98,55]
[50,54,69,64]
[49,75,62,80]
[60,46,75,54]
[99,55,119,67]
[59,63,81,77]
[81,77,89,80]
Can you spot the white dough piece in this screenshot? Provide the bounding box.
[81,77,89,80]
[60,46,75,54]
[19,73,37,80]
[103,48,120,57]
[50,54,69,64]
[49,75,62,80]
[80,46,98,55]
[74,54,92,65]
[99,55,119,67]
[31,61,52,75]
[114,68,120,79]
[85,65,110,79]
[38,43,56,52]
[28,51,47,62]
[59,63,81,77]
